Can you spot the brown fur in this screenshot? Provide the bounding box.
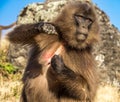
[7,1,99,102]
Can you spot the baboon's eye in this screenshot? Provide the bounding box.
[75,15,93,28]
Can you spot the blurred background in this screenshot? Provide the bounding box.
[0,0,120,31]
[0,1,120,102]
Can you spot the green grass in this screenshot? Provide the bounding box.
[0,51,18,74]
[0,50,22,102]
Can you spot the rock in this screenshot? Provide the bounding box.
[7,44,30,69]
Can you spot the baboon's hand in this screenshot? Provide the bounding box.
[51,55,65,74]
[51,55,76,79]
[37,22,58,35]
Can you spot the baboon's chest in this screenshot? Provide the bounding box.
[39,43,64,71]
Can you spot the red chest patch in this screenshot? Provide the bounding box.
[40,45,64,65]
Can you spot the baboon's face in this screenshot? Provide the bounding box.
[58,1,100,49]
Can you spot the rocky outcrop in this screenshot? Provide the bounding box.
[7,0,120,87]
[94,6,120,86]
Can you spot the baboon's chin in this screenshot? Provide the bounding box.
[76,33,88,42]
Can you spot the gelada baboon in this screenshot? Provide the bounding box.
[7,1,100,102]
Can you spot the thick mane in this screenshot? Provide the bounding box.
[7,1,99,102]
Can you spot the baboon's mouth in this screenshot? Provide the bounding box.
[76,33,88,41]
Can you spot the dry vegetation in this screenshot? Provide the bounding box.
[1,38,10,52]
[95,85,120,102]
[0,74,120,102]
[0,38,120,102]
[0,38,22,102]
[0,73,22,102]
